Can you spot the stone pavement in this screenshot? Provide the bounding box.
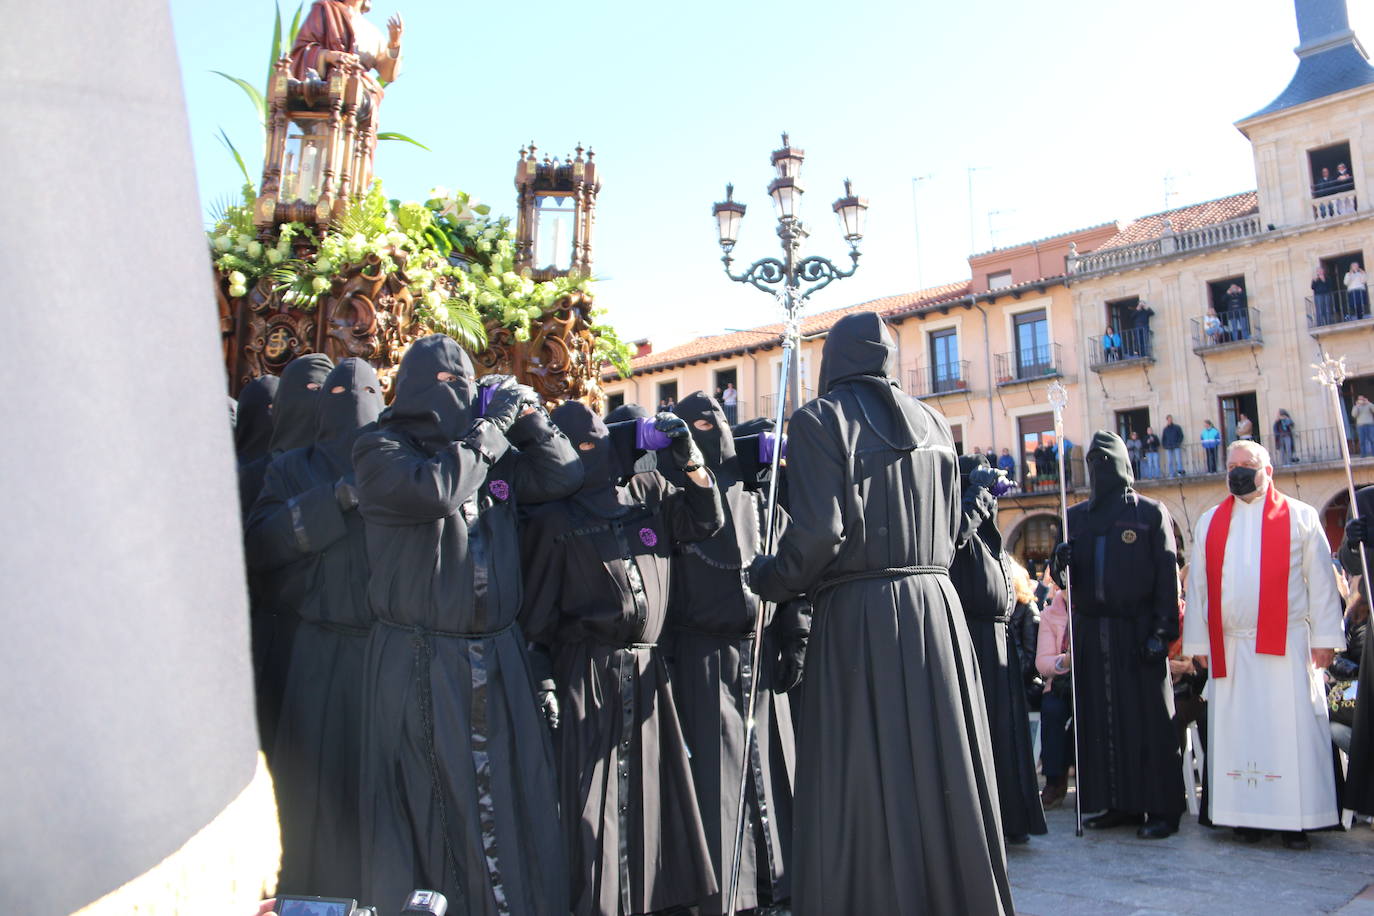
[1007,792,1374,916]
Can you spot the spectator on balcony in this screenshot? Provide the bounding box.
[1223,283,1250,340]
[1344,262,1367,320]
[1203,308,1224,346]
[1313,267,1335,325]
[1143,427,1162,480]
[1162,416,1185,477]
[1103,324,1122,362]
[1201,420,1222,473]
[1335,162,1354,192]
[1236,413,1254,441]
[721,382,738,425]
[1062,437,1074,488]
[1353,395,1374,457]
[1273,409,1296,465]
[1129,302,1155,357]
[1127,431,1143,480]
[998,447,1016,479]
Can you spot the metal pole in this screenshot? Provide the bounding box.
[725,334,794,916]
[1048,381,1084,837]
[1313,354,1371,587]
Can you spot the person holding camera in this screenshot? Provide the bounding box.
[1050,430,1186,839]
[950,454,1047,844]
[351,335,585,914]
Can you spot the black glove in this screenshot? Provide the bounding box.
[655,412,705,471]
[485,381,538,435]
[1347,516,1371,549]
[1141,633,1168,664]
[1049,541,1072,588]
[964,487,996,524]
[537,686,560,731]
[774,640,806,693]
[746,554,772,596]
[334,478,359,511]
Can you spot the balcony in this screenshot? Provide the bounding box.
[1311,189,1358,221]
[1306,290,1374,335]
[1191,307,1263,353]
[994,343,1062,386]
[1067,213,1265,277]
[1134,426,1359,481]
[1088,328,1154,371]
[758,387,817,420]
[907,361,971,398]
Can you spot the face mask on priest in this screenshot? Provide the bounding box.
[1225,444,1272,501]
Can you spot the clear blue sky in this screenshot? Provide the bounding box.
[169,0,1374,350]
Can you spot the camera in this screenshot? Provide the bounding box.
[271,888,446,916]
[969,465,1014,497]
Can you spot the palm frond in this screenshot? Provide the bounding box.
[216,128,254,187]
[376,131,431,151]
[212,70,268,129]
[287,3,304,50]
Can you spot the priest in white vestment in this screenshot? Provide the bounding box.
[1184,441,1345,848]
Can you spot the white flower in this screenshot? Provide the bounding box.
[424,290,444,309]
[266,248,283,265]
[228,284,248,298]
[311,276,329,293]
[514,326,530,342]
[228,271,247,286]
[246,241,263,259]
[212,234,233,252]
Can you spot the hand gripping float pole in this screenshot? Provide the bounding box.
[724,311,796,916]
[1047,381,1084,837]
[1313,354,1371,586]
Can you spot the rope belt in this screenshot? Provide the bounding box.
[313,619,371,638]
[813,565,948,598]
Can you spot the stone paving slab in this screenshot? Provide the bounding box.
[1008,790,1374,916]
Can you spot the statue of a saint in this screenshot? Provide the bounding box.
[290,0,404,90]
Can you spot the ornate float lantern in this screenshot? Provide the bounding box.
[513,142,601,280]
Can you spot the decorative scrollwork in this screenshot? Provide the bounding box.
[795,253,859,302]
[726,257,789,295]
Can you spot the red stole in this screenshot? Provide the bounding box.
[1203,484,1291,677]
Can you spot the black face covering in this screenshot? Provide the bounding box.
[1084,429,1133,513]
[234,375,280,465]
[673,392,737,476]
[605,403,650,424]
[381,335,476,448]
[316,358,385,470]
[818,311,927,451]
[552,401,632,518]
[1227,466,1260,497]
[269,354,334,455]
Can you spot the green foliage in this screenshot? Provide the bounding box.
[376,132,432,151]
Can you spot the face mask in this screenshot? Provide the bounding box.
[1227,466,1260,497]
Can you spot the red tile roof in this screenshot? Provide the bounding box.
[1096,191,1259,250]
[617,280,971,377]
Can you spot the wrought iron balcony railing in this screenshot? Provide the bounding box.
[1190,307,1262,352]
[1306,289,1372,331]
[1088,327,1154,370]
[994,342,1063,385]
[906,361,971,398]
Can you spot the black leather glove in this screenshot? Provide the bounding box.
[1049,541,1072,589]
[334,478,359,511]
[1347,516,1371,549]
[655,412,705,471]
[746,554,772,596]
[485,381,538,435]
[774,639,806,693]
[1141,633,1168,664]
[965,487,996,524]
[537,686,560,731]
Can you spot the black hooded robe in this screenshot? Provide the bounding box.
[244,358,384,898]
[351,336,583,915]
[950,455,1048,840]
[235,374,279,468]
[1339,484,1374,815]
[1062,431,1186,822]
[243,354,334,753]
[751,312,1013,916]
[665,393,808,914]
[522,401,724,916]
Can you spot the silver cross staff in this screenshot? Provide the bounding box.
[1312,352,1370,589]
[1046,381,1084,837]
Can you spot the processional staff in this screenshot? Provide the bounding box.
[1313,353,1371,585]
[1047,380,1085,837]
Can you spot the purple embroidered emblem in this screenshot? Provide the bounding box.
[489,479,510,501]
[639,527,658,548]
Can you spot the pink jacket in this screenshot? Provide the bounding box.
[1036,590,1070,690]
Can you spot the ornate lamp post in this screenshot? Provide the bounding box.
[711,133,868,416]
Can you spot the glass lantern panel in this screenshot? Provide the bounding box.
[716,207,741,245]
[282,118,331,203]
[535,195,574,272]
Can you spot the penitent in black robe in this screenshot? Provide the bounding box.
[352,336,583,915]
[524,401,723,916]
[950,454,1047,841]
[1062,431,1185,821]
[751,312,1013,916]
[666,392,807,914]
[244,358,384,899]
[1339,484,1374,815]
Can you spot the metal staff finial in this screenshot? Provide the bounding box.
[1048,380,1068,417]
[1313,351,1348,388]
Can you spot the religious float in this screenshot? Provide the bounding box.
[211,1,629,406]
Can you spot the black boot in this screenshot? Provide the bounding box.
[1084,809,1144,830]
[1137,815,1178,839]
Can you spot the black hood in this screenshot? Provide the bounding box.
[552,401,633,518]
[316,358,384,470]
[268,353,334,455]
[673,391,737,475]
[818,311,927,451]
[605,403,650,423]
[381,335,475,449]
[234,375,279,465]
[1085,429,1133,511]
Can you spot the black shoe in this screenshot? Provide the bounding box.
[1085,810,1144,830]
[1005,833,1030,845]
[1233,827,1267,843]
[1281,830,1310,850]
[1137,817,1177,839]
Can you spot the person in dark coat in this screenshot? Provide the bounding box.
[950,453,1048,844]
[1050,429,1186,838]
[242,354,334,754]
[243,358,384,898]
[351,335,584,914]
[522,401,724,916]
[1340,484,1374,815]
[666,392,809,914]
[234,374,279,468]
[747,311,1013,916]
